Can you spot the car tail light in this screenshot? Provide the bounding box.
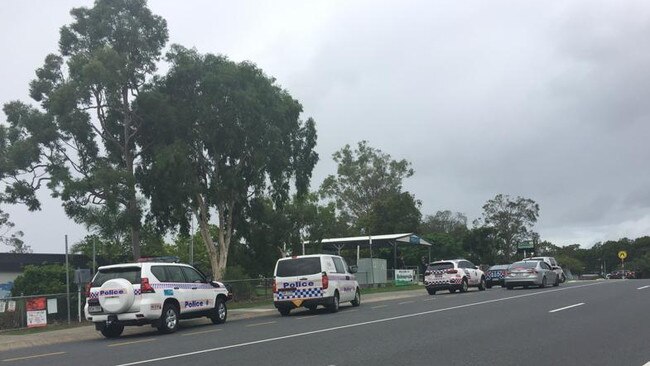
[140,277,155,293]
[424,271,432,276]
[272,279,277,293]
[85,283,92,297]
[446,269,458,274]
[322,272,329,289]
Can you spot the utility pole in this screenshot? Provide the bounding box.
[190,214,194,264]
[92,237,96,276]
[65,235,70,325]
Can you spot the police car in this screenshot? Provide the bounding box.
[273,254,360,316]
[84,257,231,338]
[424,259,486,295]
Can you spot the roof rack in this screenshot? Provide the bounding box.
[136,256,180,263]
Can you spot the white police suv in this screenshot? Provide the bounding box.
[273,254,360,316]
[85,257,231,338]
[424,259,486,295]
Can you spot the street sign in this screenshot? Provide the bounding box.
[518,241,534,250]
[618,251,627,260]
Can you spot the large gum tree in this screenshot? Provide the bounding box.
[136,46,318,279]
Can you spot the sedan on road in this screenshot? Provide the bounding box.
[504,261,559,289]
[485,264,509,288]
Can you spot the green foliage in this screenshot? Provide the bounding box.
[320,140,419,234]
[0,209,30,253]
[11,264,72,296]
[420,210,468,236]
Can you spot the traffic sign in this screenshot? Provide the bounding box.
[618,250,627,260]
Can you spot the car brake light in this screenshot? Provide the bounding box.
[322,272,329,289]
[446,269,458,274]
[424,271,431,276]
[140,277,155,293]
[272,279,277,293]
[85,282,92,297]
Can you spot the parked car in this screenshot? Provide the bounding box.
[504,260,559,289]
[424,259,486,295]
[522,256,566,283]
[606,270,636,279]
[273,254,360,316]
[485,264,509,288]
[85,257,231,338]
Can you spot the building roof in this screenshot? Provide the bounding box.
[304,233,432,248]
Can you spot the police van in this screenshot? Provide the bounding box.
[84,257,231,338]
[273,254,360,316]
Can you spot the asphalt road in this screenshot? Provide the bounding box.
[2,280,649,366]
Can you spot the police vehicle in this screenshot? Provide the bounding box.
[84,257,231,338]
[273,254,360,316]
[485,264,509,288]
[424,259,486,295]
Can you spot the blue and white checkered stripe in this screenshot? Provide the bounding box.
[275,288,324,300]
[488,271,504,279]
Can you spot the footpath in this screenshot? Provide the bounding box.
[0,288,424,352]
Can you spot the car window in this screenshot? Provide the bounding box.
[276,257,322,277]
[510,262,537,269]
[165,266,186,282]
[466,261,476,268]
[92,267,141,286]
[151,266,167,282]
[332,257,346,274]
[428,262,454,271]
[181,266,206,283]
[540,262,551,270]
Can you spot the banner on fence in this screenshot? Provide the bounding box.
[27,310,47,328]
[7,300,16,312]
[0,300,5,313]
[395,269,415,286]
[47,298,58,314]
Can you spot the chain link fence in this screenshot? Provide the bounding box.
[0,292,87,331]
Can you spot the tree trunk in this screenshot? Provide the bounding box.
[123,87,141,260]
[195,194,221,279]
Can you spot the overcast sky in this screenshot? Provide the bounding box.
[2,0,650,253]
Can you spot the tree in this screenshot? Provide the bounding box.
[11,264,71,296]
[2,0,168,260]
[136,46,318,279]
[0,210,30,253]
[420,210,468,235]
[478,194,539,261]
[320,140,419,234]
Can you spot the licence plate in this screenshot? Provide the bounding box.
[281,291,294,297]
[89,306,102,313]
[435,274,442,278]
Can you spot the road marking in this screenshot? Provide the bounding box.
[346,309,359,313]
[295,316,313,320]
[423,298,435,302]
[549,303,585,313]
[371,305,388,309]
[181,329,222,336]
[245,321,276,327]
[108,339,156,347]
[115,281,610,366]
[398,301,414,305]
[3,352,66,362]
[637,285,650,290]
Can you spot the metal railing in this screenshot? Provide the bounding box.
[0,292,87,331]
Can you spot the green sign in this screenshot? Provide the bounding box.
[394,270,415,286]
[518,241,534,250]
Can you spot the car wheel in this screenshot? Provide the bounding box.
[460,279,469,293]
[158,303,180,334]
[328,292,340,313]
[210,297,227,324]
[100,323,124,338]
[523,285,529,289]
[278,307,291,316]
[478,277,486,291]
[351,289,361,307]
[560,274,566,283]
[540,276,547,288]
[486,283,493,289]
[449,288,457,293]
[426,288,436,295]
[553,276,560,287]
[506,285,513,290]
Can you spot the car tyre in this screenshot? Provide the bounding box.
[506,285,513,290]
[459,279,469,293]
[560,274,566,283]
[158,303,180,334]
[328,292,340,313]
[100,323,124,338]
[351,289,361,307]
[478,277,486,291]
[539,276,547,288]
[553,276,560,287]
[278,307,291,316]
[210,297,227,324]
[486,283,493,289]
[426,288,436,295]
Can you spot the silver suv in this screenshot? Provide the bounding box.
[523,256,566,283]
[85,258,231,338]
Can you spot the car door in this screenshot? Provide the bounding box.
[163,265,193,315]
[540,262,556,283]
[463,261,479,285]
[180,266,212,313]
[332,256,354,301]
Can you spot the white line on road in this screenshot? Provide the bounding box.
[398,301,414,305]
[637,285,650,290]
[2,352,66,363]
[549,303,585,313]
[115,281,609,366]
[371,305,388,309]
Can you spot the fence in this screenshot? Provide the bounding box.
[0,292,87,331]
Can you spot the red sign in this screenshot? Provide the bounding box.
[26,297,46,311]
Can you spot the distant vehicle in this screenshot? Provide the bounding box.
[504,260,559,289]
[85,258,231,338]
[606,270,636,279]
[424,259,486,295]
[485,265,509,288]
[273,254,360,316]
[522,256,566,283]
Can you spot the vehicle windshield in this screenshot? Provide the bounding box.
[489,265,509,270]
[92,267,141,286]
[276,258,322,277]
[509,262,537,269]
[427,262,454,271]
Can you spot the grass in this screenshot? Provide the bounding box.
[0,321,89,336]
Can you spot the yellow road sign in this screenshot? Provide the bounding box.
[618,250,627,260]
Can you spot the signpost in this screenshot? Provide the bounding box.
[518,241,534,257]
[395,269,415,286]
[618,250,627,279]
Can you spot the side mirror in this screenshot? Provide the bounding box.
[210,280,221,288]
[473,266,479,270]
[348,265,358,274]
[552,266,560,270]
